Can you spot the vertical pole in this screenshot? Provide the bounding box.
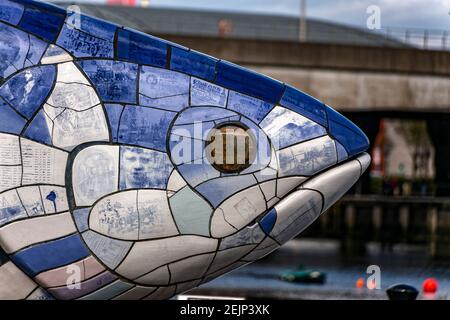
[427,206,438,258]
[299,0,307,42]
[443,31,448,51]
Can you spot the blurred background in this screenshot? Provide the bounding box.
[11,0,450,299]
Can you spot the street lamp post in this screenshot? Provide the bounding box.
[299,0,307,42]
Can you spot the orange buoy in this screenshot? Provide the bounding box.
[423,278,438,293]
[356,278,365,288]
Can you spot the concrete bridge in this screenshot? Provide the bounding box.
[161,35,450,114]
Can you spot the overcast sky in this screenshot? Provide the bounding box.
[55,0,450,30]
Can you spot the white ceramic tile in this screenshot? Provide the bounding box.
[138,190,178,240]
[276,176,308,198]
[135,265,170,286]
[20,138,68,186]
[168,253,215,283]
[241,237,279,262]
[259,180,276,200]
[277,135,337,177]
[39,186,69,214]
[0,165,22,193]
[16,186,45,217]
[41,45,73,64]
[207,245,255,275]
[0,211,76,254]
[301,155,364,212]
[89,190,139,240]
[167,170,187,192]
[0,134,21,165]
[219,223,265,250]
[51,105,109,151]
[0,262,37,299]
[56,62,90,85]
[211,185,266,238]
[116,235,217,279]
[47,82,100,112]
[72,145,119,207]
[271,189,323,244]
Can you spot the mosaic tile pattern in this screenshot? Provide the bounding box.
[0,0,370,300]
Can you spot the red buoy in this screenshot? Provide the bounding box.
[423,278,438,293]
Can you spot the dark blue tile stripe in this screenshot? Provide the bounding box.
[280,85,328,128]
[260,208,277,235]
[17,1,65,43]
[326,106,370,156]
[170,47,217,81]
[11,234,90,277]
[117,28,167,67]
[215,60,285,105]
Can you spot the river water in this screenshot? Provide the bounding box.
[190,239,450,300]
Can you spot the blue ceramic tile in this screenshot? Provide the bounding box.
[169,135,206,165]
[260,106,327,150]
[0,23,28,79]
[18,4,65,42]
[259,208,277,235]
[41,44,68,60]
[0,194,27,227]
[336,140,348,162]
[139,66,189,112]
[105,104,124,142]
[119,146,173,190]
[0,99,26,134]
[73,208,90,232]
[170,47,217,81]
[78,60,138,103]
[191,78,228,107]
[67,13,116,41]
[11,234,90,277]
[0,0,24,25]
[0,65,56,119]
[82,230,131,269]
[23,110,52,145]
[24,35,47,66]
[215,60,284,105]
[326,106,370,156]
[117,29,167,67]
[196,175,258,208]
[171,122,215,141]
[175,106,236,125]
[227,91,273,123]
[277,136,337,177]
[56,23,114,58]
[118,105,176,151]
[280,85,328,128]
[177,162,220,187]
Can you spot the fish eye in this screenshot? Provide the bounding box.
[205,122,257,173]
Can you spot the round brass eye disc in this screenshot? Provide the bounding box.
[205,123,256,173]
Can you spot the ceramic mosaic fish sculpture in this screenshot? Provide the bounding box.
[0,0,370,300]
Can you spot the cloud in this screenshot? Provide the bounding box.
[55,0,450,30]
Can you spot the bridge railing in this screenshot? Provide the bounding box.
[154,19,449,51]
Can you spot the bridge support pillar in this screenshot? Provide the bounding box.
[427,116,450,196]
